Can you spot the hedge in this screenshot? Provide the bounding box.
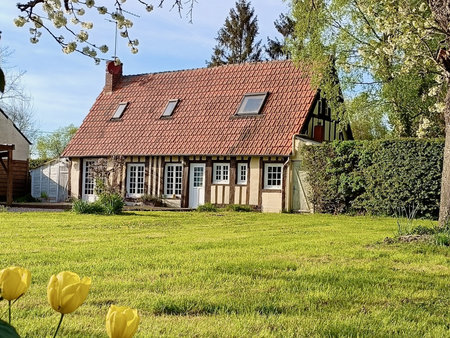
[300,139,444,219]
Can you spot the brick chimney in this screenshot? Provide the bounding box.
[104,60,123,93]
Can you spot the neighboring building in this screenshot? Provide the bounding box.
[0,108,31,201]
[31,158,70,202]
[62,60,352,212]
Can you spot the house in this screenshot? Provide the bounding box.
[62,60,352,212]
[31,158,70,202]
[0,108,31,203]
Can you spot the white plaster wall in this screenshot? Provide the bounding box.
[0,113,30,160]
[261,192,282,213]
[249,157,260,205]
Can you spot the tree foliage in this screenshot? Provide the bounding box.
[208,0,262,67]
[290,0,450,223]
[35,124,78,159]
[290,0,447,138]
[14,0,196,63]
[266,13,295,61]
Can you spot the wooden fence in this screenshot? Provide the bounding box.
[0,160,30,200]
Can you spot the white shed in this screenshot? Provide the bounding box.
[31,158,69,202]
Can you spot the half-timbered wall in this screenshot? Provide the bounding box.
[69,155,289,212]
[300,93,352,142]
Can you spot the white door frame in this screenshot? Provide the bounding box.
[189,163,205,208]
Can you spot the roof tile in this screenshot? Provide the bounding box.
[63,60,315,157]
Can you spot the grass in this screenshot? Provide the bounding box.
[0,211,448,337]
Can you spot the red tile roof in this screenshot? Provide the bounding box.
[62,60,316,157]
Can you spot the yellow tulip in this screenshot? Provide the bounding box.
[106,305,140,338]
[0,266,31,301]
[47,271,91,314]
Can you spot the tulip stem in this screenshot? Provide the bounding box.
[53,313,64,338]
[8,300,11,324]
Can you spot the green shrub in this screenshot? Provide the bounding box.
[197,203,218,212]
[72,199,106,214]
[97,193,124,215]
[434,232,449,246]
[226,204,253,212]
[301,139,444,219]
[0,205,8,213]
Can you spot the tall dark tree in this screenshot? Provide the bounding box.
[208,0,262,67]
[266,13,295,60]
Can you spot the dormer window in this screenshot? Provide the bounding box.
[236,93,268,115]
[111,102,128,119]
[161,99,179,117]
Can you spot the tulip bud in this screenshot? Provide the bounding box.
[47,271,91,314]
[0,267,31,301]
[106,305,140,338]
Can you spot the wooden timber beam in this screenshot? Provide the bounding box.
[7,149,13,206]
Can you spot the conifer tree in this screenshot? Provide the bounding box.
[266,13,295,60]
[208,0,262,67]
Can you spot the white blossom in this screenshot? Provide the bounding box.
[14,16,27,27]
[97,6,107,14]
[63,41,77,54]
[81,22,93,29]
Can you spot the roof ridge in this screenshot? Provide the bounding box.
[124,59,293,78]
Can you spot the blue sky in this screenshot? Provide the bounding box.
[0,1,289,135]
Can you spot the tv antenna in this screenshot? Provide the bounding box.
[105,9,140,61]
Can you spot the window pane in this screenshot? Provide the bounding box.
[112,102,128,119]
[84,160,95,195]
[265,164,282,189]
[165,164,183,196]
[194,167,203,187]
[237,93,267,115]
[128,164,145,195]
[162,100,178,117]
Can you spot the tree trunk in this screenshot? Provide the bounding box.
[428,0,450,225]
[438,84,450,226]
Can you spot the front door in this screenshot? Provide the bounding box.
[189,163,205,208]
[292,160,311,212]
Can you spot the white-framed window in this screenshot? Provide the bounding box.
[236,93,268,115]
[112,102,128,119]
[126,163,145,197]
[213,163,230,184]
[164,163,183,197]
[161,99,179,117]
[83,160,96,195]
[237,163,247,185]
[264,163,283,189]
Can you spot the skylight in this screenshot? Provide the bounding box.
[111,102,128,119]
[236,93,268,115]
[162,99,179,117]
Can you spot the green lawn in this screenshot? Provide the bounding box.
[0,211,448,337]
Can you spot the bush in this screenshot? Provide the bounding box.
[72,193,124,215]
[72,199,103,214]
[301,139,444,219]
[197,203,218,212]
[226,204,253,212]
[97,193,124,215]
